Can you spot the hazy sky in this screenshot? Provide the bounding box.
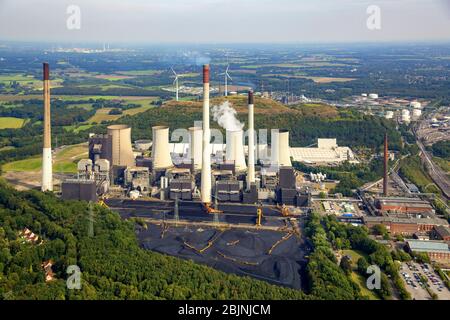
[0,0,449,43]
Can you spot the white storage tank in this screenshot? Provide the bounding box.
[369,93,379,99]
[413,109,422,117]
[385,111,394,119]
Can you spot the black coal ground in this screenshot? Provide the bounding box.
[137,224,308,290]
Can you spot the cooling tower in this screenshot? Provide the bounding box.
[188,127,203,170]
[226,130,247,172]
[152,126,173,170]
[41,63,53,192]
[201,65,212,203]
[247,91,256,188]
[271,129,291,168]
[107,125,135,167]
[278,130,292,167]
[271,129,280,167]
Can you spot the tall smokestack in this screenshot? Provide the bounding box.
[247,91,256,188]
[383,133,389,196]
[41,63,53,192]
[201,65,212,203]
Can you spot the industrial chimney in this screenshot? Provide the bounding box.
[152,126,173,170]
[41,63,53,192]
[201,65,212,203]
[247,91,256,188]
[107,125,135,168]
[188,127,203,170]
[383,133,389,196]
[226,130,247,172]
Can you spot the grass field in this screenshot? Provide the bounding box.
[434,157,450,174]
[340,249,379,300]
[2,144,88,174]
[87,103,154,124]
[0,117,27,129]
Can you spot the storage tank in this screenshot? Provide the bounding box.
[369,93,379,99]
[385,111,394,119]
[107,125,135,167]
[413,109,422,117]
[410,101,422,109]
[401,109,411,123]
[152,126,173,170]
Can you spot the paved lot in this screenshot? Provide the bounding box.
[400,262,450,300]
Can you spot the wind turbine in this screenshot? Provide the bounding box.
[171,67,179,101]
[222,65,232,97]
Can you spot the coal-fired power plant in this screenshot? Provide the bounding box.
[62,63,307,216]
[201,64,212,204]
[41,63,53,192]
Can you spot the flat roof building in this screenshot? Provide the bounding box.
[406,240,450,263]
[375,197,434,215]
[364,216,449,236]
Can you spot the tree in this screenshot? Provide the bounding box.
[340,256,353,275]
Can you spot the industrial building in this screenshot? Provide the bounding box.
[374,197,435,215]
[364,215,449,236]
[290,139,357,165]
[60,64,310,219]
[406,240,450,263]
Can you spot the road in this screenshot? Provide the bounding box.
[416,138,450,199]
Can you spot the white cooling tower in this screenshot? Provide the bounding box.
[271,129,291,168]
[226,130,247,172]
[152,126,173,170]
[278,130,292,167]
[107,125,135,167]
[188,127,203,170]
[271,129,280,166]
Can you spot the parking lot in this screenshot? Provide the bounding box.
[400,262,450,300]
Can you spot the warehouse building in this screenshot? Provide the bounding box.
[375,197,434,215]
[290,139,358,165]
[432,226,450,241]
[406,240,450,263]
[364,216,449,236]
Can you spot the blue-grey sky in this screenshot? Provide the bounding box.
[0,0,449,43]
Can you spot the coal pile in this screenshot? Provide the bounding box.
[138,224,307,289]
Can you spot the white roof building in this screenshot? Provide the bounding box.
[290,139,358,165]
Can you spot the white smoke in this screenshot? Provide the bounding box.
[212,101,244,132]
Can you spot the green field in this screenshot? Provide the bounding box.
[2,144,88,174]
[341,250,379,300]
[0,117,27,129]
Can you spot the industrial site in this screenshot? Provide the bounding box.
[31,61,450,295]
